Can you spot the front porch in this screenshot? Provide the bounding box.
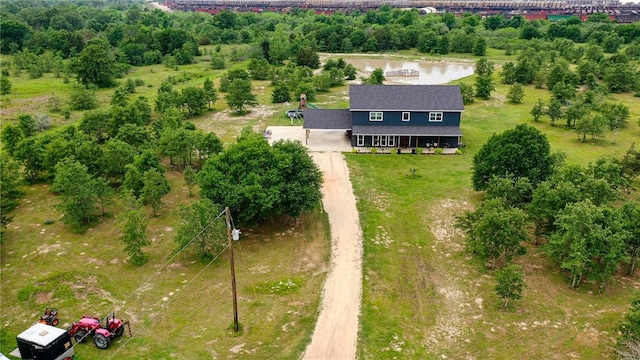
[352,146,460,155]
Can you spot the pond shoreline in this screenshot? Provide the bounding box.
[321,53,475,85]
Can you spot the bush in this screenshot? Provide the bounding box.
[211,56,226,69]
[62,108,72,120]
[68,86,98,111]
[434,148,444,155]
[416,148,424,155]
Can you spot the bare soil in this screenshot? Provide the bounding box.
[303,152,363,360]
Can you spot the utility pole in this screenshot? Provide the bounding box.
[226,207,239,332]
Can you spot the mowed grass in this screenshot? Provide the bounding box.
[350,81,640,359]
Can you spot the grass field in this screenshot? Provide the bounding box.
[0,49,334,359]
[0,167,330,359]
[1,49,639,359]
[349,78,640,359]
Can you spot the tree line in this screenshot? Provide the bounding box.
[1,0,639,94]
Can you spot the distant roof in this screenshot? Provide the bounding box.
[303,109,351,129]
[352,125,462,137]
[349,85,464,112]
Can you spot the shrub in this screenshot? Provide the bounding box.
[434,148,444,155]
[416,148,424,155]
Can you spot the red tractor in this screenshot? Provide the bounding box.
[67,313,127,349]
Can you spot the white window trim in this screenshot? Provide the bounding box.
[380,136,387,146]
[402,112,410,122]
[388,136,395,147]
[357,135,364,146]
[369,112,383,122]
[429,112,443,122]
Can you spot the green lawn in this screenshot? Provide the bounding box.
[350,77,639,359]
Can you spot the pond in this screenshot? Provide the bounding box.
[344,58,475,85]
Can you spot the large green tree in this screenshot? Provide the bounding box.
[546,200,628,290]
[72,37,116,88]
[52,158,100,231]
[528,162,619,237]
[198,129,323,225]
[225,79,257,114]
[456,198,528,269]
[119,193,149,266]
[181,86,207,117]
[140,168,171,216]
[472,124,553,191]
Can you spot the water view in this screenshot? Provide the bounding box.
[345,58,475,85]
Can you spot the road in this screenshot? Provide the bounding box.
[303,152,363,360]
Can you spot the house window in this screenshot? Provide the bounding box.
[402,112,410,122]
[373,135,380,146]
[388,136,395,147]
[380,136,387,146]
[429,112,443,122]
[357,135,364,147]
[369,112,383,122]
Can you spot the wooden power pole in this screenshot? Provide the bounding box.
[226,207,239,332]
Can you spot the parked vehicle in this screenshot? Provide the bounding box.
[39,308,60,326]
[10,323,74,360]
[67,313,127,349]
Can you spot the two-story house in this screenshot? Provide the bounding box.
[303,84,464,150]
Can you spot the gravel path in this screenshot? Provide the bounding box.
[303,152,363,360]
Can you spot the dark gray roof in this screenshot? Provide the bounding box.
[303,109,351,129]
[349,85,464,112]
[352,125,462,137]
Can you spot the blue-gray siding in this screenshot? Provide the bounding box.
[351,111,461,127]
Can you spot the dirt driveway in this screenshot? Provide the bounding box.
[267,125,363,359]
[303,152,363,360]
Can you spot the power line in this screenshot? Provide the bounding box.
[117,209,226,307]
[91,208,227,357]
[107,244,230,359]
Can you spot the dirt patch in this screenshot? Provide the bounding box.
[195,104,276,140]
[36,291,55,304]
[1,95,51,118]
[37,243,63,255]
[423,199,482,356]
